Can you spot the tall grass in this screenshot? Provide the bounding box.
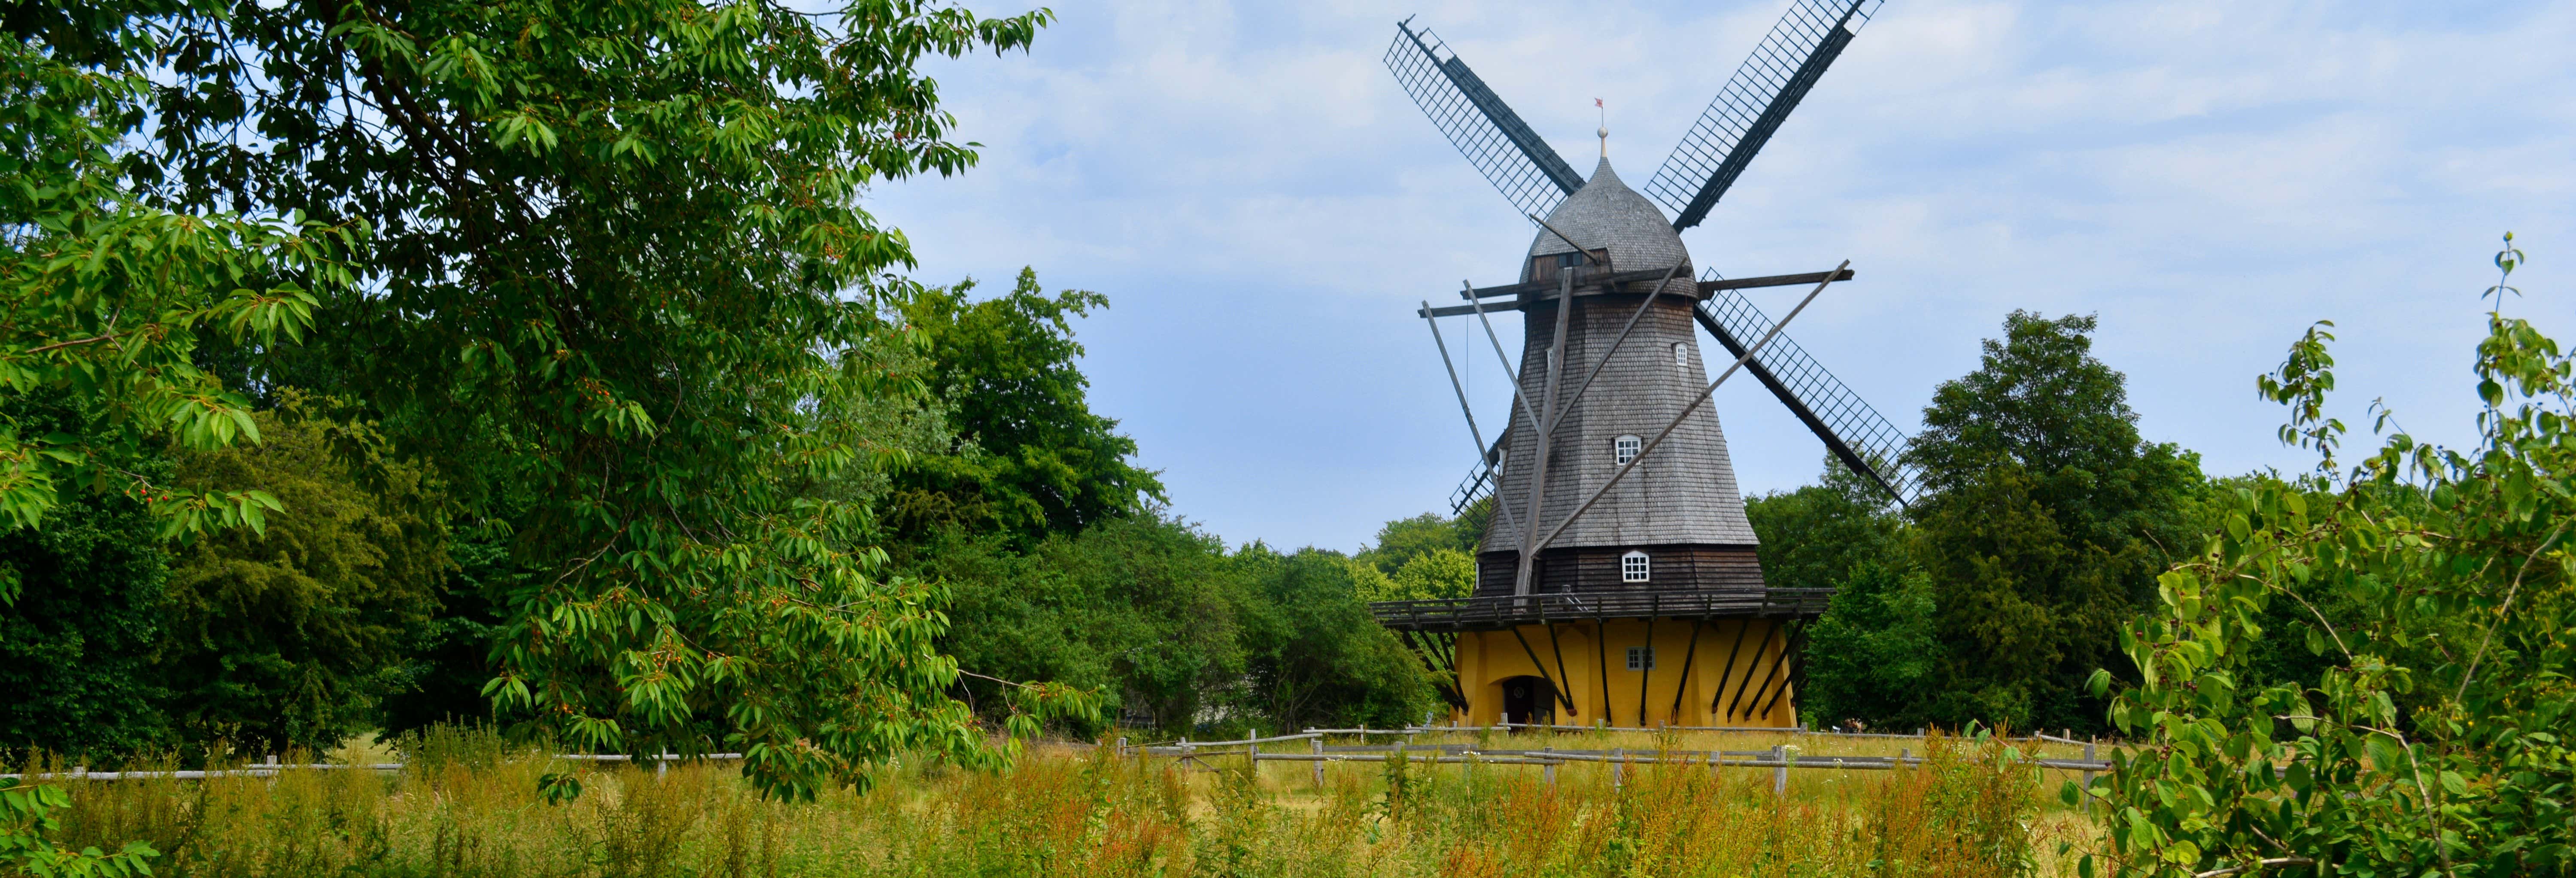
[30,728,2081,877]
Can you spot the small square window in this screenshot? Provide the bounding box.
[1621,550,1649,583]
[1613,435,1641,467]
[1626,646,1656,671]
[1673,342,1689,374]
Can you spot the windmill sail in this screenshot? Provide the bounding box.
[1691,269,1917,506]
[1644,0,1881,230]
[1385,19,1585,220]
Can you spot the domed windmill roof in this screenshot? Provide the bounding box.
[1527,158,1692,292]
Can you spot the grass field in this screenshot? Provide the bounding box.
[34,728,2102,877]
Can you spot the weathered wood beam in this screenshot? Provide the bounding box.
[1695,267,1853,294]
[1421,266,1851,317]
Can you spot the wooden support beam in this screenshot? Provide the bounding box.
[1695,267,1853,295]
[1668,617,1707,724]
[1424,265,1852,315]
[1709,617,1756,714]
[1545,621,1577,720]
[1508,626,1577,714]
[1636,614,1656,727]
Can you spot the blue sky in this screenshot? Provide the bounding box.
[866,0,2576,553]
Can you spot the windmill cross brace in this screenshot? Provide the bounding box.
[1511,269,1580,598]
[1417,268,1853,318]
[1525,261,1848,558]
[1541,260,1689,449]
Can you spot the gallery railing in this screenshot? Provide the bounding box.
[1368,587,1833,630]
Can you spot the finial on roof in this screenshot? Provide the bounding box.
[1595,97,1607,158]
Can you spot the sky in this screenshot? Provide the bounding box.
[865,0,2576,553]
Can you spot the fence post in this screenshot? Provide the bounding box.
[1116,736,1128,759]
[656,753,669,779]
[2082,740,2098,815]
[1312,737,1324,787]
[1543,746,1556,787]
[1611,747,1624,789]
[1771,745,1787,797]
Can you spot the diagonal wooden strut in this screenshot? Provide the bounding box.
[1710,616,1756,714]
[1528,261,1847,558]
[1668,617,1707,723]
[1507,626,1577,714]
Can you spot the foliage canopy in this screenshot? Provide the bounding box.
[6,0,1091,796]
[2089,247,2576,875]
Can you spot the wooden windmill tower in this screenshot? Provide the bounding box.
[1373,0,1915,729]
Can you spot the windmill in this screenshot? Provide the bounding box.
[1370,0,1913,729]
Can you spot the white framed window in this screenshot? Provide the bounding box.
[1613,434,1642,466]
[1621,550,1649,583]
[1673,342,1689,374]
[1626,646,1656,671]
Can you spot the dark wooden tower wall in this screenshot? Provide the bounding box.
[1476,158,1762,595]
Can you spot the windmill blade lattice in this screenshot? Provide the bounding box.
[1692,268,1918,506]
[1645,0,1882,231]
[1386,19,1586,221]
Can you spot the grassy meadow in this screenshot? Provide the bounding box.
[31,728,2103,878]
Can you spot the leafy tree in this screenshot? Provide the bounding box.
[1747,459,1928,729]
[158,400,446,754]
[1232,547,1434,731]
[891,270,1163,544]
[1392,550,1476,601]
[921,514,1240,735]
[79,0,1084,796]
[1746,457,1910,593]
[2088,244,2575,875]
[1353,548,1475,604]
[1797,562,1938,731]
[0,0,343,545]
[1903,311,2202,734]
[1355,505,1486,576]
[0,398,171,760]
[376,516,525,738]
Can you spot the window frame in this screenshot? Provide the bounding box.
[1620,550,1649,583]
[1626,645,1656,671]
[1613,434,1642,467]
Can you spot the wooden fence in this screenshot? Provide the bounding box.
[1117,726,2111,796]
[1,752,747,782]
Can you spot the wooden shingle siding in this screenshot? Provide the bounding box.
[1475,546,1765,597]
[1479,292,1759,551]
[1474,156,1767,596]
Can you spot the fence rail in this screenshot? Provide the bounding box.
[1118,725,2112,795]
[3,753,749,783]
[1125,743,2107,774]
[1371,589,1835,631]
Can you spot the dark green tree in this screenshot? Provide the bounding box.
[1231,547,1434,731]
[375,516,526,738]
[1796,562,1938,731]
[158,401,447,754]
[891,270,1164,544]
[1745,458,1909,593]
[1904,311,2202,733]
[919,514,1239,735]
[0,399,171,760]
[1746,458,1927,729]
